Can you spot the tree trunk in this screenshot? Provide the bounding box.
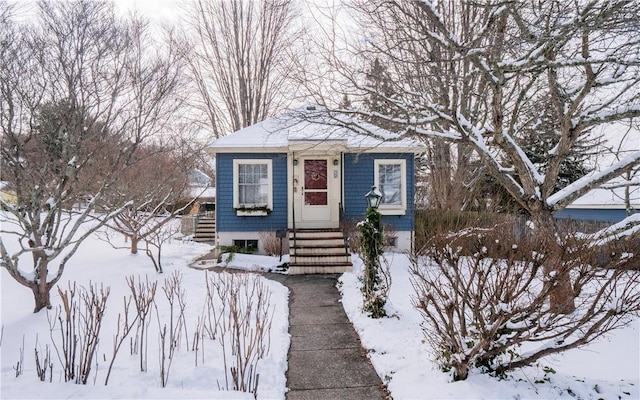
[32,283,53,313]
[453,363,468,381]
[131,236,139,254]
[533,207,576,314]
[31,243,53,313]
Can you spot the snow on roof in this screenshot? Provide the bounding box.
[567,186,640,208]
[208,106,423,152]
[190,187,216,199]
[188,169,211,186]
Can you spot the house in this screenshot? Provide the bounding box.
[179,169,217,242]
[207,106,423,274]
[555,186,639,222]
[0,181,17,210]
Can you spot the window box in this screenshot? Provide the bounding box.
[234,206,272,216]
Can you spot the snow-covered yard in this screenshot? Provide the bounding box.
[341,254,639,399]
[1,223,638,399]
[0,228,289,400]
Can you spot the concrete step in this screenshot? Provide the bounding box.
[287,262,353,274]
[194,217,216,242]
[291,246,348,256]
[289,229,344,240]
[288,229,352,273]
[291,254,351,264]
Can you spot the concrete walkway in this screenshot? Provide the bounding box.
[266,273,388,400]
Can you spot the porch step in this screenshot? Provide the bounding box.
[194,217,216,243]
[288,229,352,274]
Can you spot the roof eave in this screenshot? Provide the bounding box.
[208,146,289,154]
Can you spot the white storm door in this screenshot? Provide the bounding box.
[301,158,331,222]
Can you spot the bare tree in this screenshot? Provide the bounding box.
[185,0,304,137]
[316,0,640,313]
[98,143,198,256]
[0,0,186,312]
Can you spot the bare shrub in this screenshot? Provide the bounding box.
[13,334,24,377]
[34,334,53,382]
[156,271,188,387]
[342,219,398,253]
[383,223,397,249]
[191,271,227,367]
[340,219,361,253]
[191,315,205,367]
[206,272,274,397]
[259,231,288,257]
[144,221,180,273]
[48,282,110,384]
[104,291,140,385]
[411,225,640,381]
[126,276,157,372]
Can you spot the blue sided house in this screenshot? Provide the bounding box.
[208,106,423,274]
[554,186,639,223]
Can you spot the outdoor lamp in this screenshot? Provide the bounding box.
[365,186,382,209]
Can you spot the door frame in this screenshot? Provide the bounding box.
[290,153,342,229]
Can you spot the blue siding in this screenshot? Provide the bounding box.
[555,208,638,223]
[343,153,415,231]
[216,153,288,232]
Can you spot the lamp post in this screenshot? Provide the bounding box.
[359,186,387,318]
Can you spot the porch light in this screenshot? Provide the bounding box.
[293,159,298,166]
[365,186,382,209]
[333,159,339,166]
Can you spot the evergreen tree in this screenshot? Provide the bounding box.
[520,98,595,193]
[362,58,401,131]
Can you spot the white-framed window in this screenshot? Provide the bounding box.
[233,159,272,212]
[374,159,406,215]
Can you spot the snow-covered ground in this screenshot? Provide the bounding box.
[340,253,640,400]
[1,227,289,400]
[2,221,639,399]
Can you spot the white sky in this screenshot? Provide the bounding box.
[10,0,185,24]
[114,0,185,23]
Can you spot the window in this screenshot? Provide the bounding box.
[386,236,398,248]
[233,160,272,212]
[233,239,259,251]
[374,159,406,215]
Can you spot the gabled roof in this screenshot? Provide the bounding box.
[208,106,423,153]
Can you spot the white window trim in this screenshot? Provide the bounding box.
[233,159,273,214]
[374,159,406,216]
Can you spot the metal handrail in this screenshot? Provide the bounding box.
[339,202,350,255]
[291,197,296,263]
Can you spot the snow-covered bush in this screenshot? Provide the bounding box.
[411,225,640,381]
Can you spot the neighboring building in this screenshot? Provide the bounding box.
[556,122,639,224]
[208,106,423,274]
[187,169,216,215]
[179,169,217,242]
[0,181,17,209]
[555,186,639,222]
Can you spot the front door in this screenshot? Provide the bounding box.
[301,158,330,222]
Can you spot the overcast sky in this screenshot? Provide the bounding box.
[114,0,184,23]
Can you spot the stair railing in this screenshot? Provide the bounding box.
[339,202,350,257]
[291,197,297,264]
